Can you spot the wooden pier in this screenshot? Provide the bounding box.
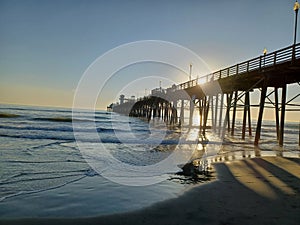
[111,44,300,146]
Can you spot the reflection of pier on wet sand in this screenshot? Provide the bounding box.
[4,156,300,225]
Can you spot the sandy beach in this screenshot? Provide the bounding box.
[1,156,300,225]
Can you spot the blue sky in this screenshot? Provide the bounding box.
[0,0,299,113]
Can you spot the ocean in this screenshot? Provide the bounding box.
[0,104,299,218]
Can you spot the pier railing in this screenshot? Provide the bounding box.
[176,43,300,91]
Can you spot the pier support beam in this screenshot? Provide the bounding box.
[274,88,280,140]
[247,93,252,137]
[226,93,232,132]
[173,100,178,124]
[189,99,194,127]
[221,93,233,139]
[231,91,238,136]
[279,84,287,147]
[214,94,219,131]
[211,96,215,130]
[242,92,251,139]
[254,83,267,146]
[199,99,203,131]
[203,96,210,136]
[218,93,224,135]
[180,99,184,125]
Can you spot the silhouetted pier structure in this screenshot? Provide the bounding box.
[112,44,300,146]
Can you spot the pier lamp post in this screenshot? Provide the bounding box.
[293,1,299,60]
[189,64,192,81]
[263,48,267,68]
[294,0,300,45]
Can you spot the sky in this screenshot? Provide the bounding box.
[0,0,299,120]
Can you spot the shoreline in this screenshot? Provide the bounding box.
[1,156,300,225]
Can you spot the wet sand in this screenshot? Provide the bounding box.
[1,156,300,225]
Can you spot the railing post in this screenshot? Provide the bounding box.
[273,52,277,66]
[236,64,239,75]
[227,68,229,77]
[259,56,262,70]
[292,44,296,62]
[247,61,249,72]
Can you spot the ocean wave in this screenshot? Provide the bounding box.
[95,116,110,120]
[33,117,85,122]
[4,159,85,164]
[97,120,133,124]
[0,132,119,143]
[0,106,73,114]
[0,133,75,141]
[0,124,136,134]
[97,127,151,134]
[0,130,183,144]
[95,111,111,115]
[0,113,20,118]
[0,107,27,111]
[32,116,113,123]
[99,137,181,145]
[0,124,74,133]
[97,127,121,133]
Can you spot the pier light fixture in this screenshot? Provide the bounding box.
[263,48,267,55]
[263,48,267,68]
[294,0,300,45]
[294,0,299,11]
[189,63,192,81]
